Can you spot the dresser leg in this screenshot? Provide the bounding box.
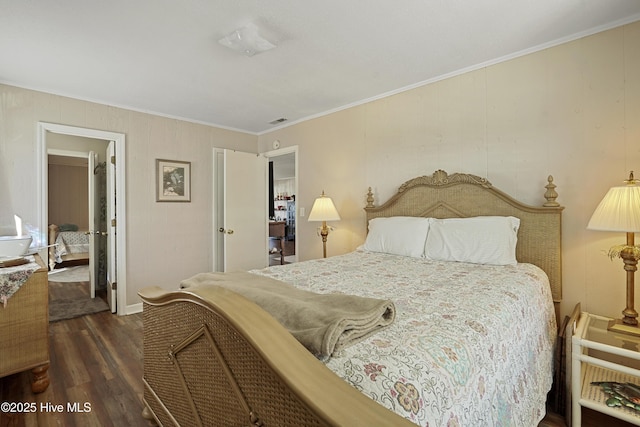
[31,363,50,393]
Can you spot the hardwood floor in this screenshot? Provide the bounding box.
[540,408,637,427]
[582,408,636,427]
[0,278,151,427]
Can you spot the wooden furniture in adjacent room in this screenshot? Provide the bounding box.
[572,311,640,426]
[0,254,50,393]
[268,220,285,265]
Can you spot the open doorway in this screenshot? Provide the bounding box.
[37,122,127,316]
[46,143,109,315]
[266,147,298,266]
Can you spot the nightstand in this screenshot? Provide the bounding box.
[572,312,640,426]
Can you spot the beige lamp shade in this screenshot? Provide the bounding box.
[308,192,341,222]
[587,172,640,333]
[587,180,640,232]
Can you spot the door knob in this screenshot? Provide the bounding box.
[218,228,234,234]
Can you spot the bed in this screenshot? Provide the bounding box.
[139,169,563,426]
[47,223,90,270]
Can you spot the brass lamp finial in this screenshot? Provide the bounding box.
[625,171,637,185]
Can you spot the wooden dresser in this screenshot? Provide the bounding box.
[0,254,50,393]
[269,221,286,265]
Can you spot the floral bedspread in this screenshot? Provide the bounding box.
[250,250,556,426]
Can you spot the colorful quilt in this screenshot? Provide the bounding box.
[250,250,556,426]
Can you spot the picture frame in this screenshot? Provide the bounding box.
[156,159,191,202]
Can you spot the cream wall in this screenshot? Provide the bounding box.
[0,84,257,311]
[48,162,89,230]
[259,22,640,322]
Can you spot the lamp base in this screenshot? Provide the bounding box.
[608,319,640,337]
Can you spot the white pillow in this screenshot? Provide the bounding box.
[363,216,431,258]
[424,216,520,265]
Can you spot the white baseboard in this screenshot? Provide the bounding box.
[123,302,143,315]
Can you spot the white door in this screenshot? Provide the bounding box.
[106,141,117,312]
[87,151,99,298]
[213,149,267,272]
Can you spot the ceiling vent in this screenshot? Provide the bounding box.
[269,117,288,125]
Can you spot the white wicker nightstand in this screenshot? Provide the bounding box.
[572,312,640,426]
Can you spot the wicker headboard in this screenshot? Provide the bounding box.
[364,170,564,304]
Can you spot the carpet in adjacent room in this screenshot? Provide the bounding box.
[48,266,109,322]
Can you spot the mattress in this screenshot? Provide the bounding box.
[250,250,557,426]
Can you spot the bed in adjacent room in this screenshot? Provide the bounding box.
[48,223,90,270]
[139,169,563,426]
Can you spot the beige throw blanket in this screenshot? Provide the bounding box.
[180,271,396,361]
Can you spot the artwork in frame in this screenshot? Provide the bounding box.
[156,159,191,202]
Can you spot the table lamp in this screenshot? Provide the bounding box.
[308,191,340,258]
[587,171,640,335]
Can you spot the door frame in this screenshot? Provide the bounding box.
[36,122,127,316]
[263,145,299,264]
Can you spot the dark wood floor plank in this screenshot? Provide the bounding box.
[83,314,144,399]
[52,328,91,388]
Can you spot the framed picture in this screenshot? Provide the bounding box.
[156,159,191,202]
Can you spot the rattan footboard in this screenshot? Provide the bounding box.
[139,286,414,427]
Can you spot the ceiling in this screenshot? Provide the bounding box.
[1,1,639,135]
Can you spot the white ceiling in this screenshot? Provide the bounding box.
[2,1,640,134]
